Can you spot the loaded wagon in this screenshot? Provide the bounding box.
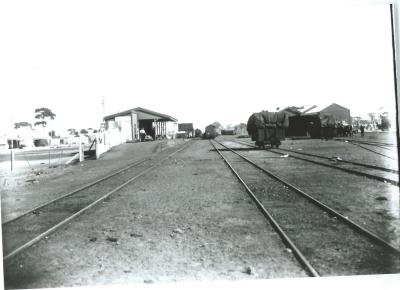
[320,112,336,140]
[247,111,289,148]
[202,125,218,139]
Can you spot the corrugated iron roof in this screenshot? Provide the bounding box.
[278,105,318,115]
[104,107,178,122]
[305,103,350,115]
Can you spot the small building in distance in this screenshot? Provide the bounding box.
[178,123,194,137]
[221,129,235,135]
[104,107,178,144]
[234,123,247,136]
[279,103,351,137]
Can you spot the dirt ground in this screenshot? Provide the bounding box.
[3,139,306,288]
[233,135,400,248]
[216,137,400,276]
[0,139,184,222]
[1,133,400,288]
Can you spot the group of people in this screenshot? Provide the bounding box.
[334,123,353,137]
[319,122,365,140]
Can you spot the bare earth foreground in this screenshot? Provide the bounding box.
[1,136,400,289]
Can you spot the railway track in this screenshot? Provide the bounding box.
[211,140,400,276]
[2,141,191,261]
[272,147,398,174]
[334,138,398,161]
[335,138,397,148]
[235,140,399,186]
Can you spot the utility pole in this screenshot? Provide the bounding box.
[10,118,14,172]
[101,96,105,120]
[10,140,14,172]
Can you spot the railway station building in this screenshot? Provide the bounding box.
[279,103,351,137]
[103,107,178,143]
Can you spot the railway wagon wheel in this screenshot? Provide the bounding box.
[269,136,280,148]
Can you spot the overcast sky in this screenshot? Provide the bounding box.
[0,0,398,133]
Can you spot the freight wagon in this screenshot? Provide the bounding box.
[203,125,218,139]
[221,129,235,135]
[247,111,289,148]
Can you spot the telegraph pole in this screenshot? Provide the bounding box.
[101,96,105,120]
[10,118,14,172]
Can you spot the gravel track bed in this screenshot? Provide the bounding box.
[235,147,400,246]
[1,140,184,222]
[3,140,306,289]
[2,158,154,256]
[215,145,400,276]
[226,138,399,246]
[271,149,399,182]
[282,138,398,172]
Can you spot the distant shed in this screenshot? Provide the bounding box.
[305,103,351,124]
[221,129,235,135]
[280,103,351,137]
[178,123,194,137]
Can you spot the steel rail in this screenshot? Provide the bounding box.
[2,158,151,225]
[343,141,398,161]
[349,141,395,148]
[236,140,398,172]
[270,147,398,174]
[235,140,399,186]
[345,141,397,151]
[246,141,397,185]
[335,138,397,147]
[210,141,320,277]
[335,139,398,154]
[215,140,400,257]
[268,149,398,186]
[3,142,191,261]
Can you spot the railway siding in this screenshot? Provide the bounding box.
[214,140,400,276]
[1,140,186,222]
[230,139,400,248]
[3,139,306,289]
[2,136,399,288]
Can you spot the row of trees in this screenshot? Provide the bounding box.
[206,121,247,135]
[66,128,98,137]
[14,108,95,137]
[209,122,247,131]
[14,107,56,130]
[366,112,391,131]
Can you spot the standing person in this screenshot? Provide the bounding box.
[360,125,365,137]
[139,128,146,142]
[306,122,314,137]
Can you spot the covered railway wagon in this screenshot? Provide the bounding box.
[320,112,336,140]
[203,125,218,139]
[247,111,289,148]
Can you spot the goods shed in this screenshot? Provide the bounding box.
[280,103,351,137]
[306,103,351,124]
[103,107,178,142]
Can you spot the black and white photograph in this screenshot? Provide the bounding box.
[0,0,399,289]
